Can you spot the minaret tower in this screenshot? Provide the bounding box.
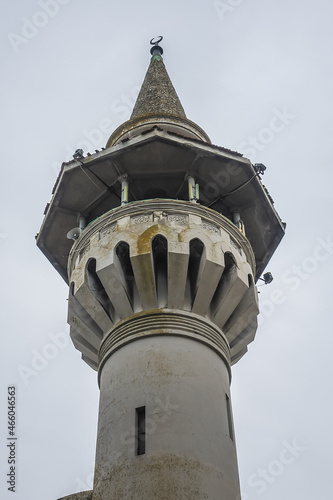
[37,38,285,500]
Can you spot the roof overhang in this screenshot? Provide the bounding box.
[36,127,285,283]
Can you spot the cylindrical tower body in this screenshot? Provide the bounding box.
[67,200,259,500]
[96,331,235,499]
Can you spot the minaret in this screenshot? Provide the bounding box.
[37,37,285,500]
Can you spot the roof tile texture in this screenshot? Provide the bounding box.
[130,56,186,119]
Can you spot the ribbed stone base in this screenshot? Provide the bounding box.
[98,309,231,383]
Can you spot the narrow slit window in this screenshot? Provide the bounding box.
[226,394,234,441]
[136,406,146,455]
[152,235,168,308]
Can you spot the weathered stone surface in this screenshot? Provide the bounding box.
[131,56,186,119]
[94,336,239,500]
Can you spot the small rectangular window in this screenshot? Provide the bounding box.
[226,394,234,441]
[136,406,146,455]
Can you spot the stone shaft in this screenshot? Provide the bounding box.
[94,324,237,500]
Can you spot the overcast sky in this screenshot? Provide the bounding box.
[1,0,333,498]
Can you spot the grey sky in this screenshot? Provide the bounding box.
[1,0,332,498]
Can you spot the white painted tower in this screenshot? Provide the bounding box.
[37,38,285,500]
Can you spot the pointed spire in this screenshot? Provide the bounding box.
[131,37,186,120]
[105,37,210,148]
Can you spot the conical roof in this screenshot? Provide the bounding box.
[106,44,210,147]
[130,54,187,119]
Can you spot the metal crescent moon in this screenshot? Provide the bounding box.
[150,36,163,45]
